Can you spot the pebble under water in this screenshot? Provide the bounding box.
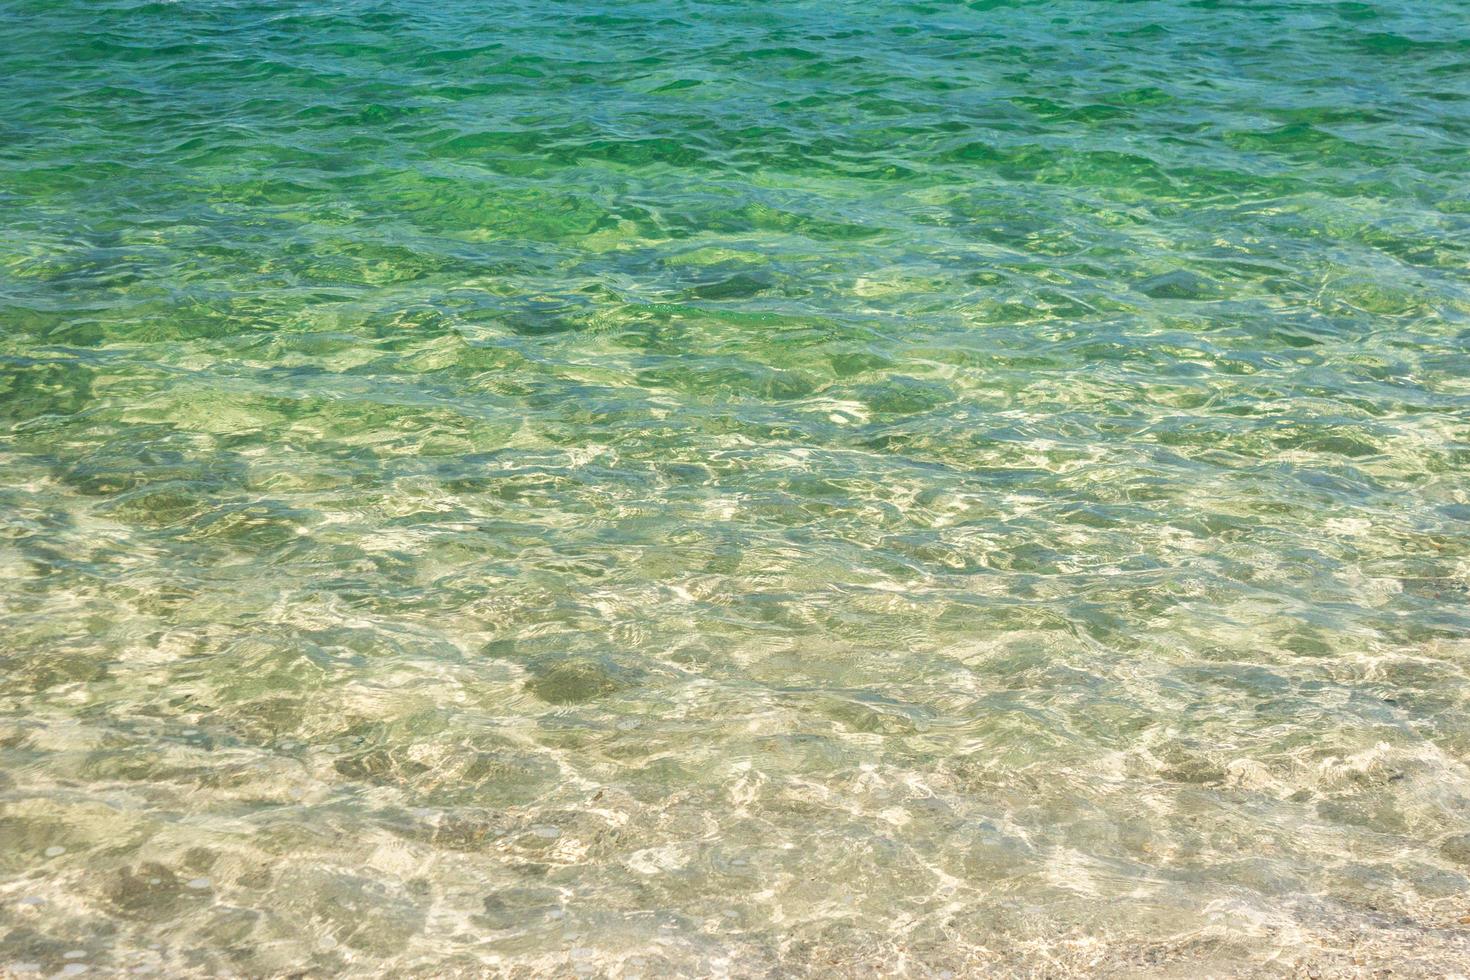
[3,0,1470,975]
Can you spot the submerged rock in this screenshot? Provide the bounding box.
[524,658,632,705]
[1439,834,1470,867]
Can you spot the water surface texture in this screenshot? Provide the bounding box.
[4,0,1470,975]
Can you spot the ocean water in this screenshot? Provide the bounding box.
[3,0,1470,974]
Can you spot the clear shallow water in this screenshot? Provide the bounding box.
[3,0,1470,974]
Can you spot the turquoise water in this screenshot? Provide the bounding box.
[3,0,1470,974]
